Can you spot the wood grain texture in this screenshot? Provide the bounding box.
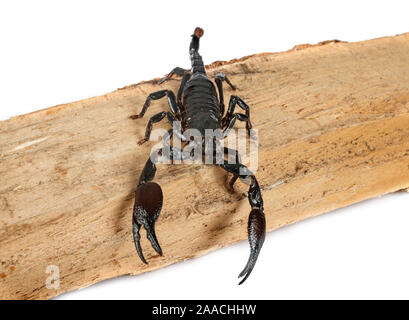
[1,33,409,299]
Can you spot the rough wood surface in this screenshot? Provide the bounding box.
[1,33,409,300]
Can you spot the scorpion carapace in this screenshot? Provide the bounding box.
[130,27,266,284]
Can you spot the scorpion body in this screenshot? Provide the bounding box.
[130,28,266,284]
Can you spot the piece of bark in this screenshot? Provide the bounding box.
[1,33,409,300]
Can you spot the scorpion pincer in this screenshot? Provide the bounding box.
[130,27,266,284]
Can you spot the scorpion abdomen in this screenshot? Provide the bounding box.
[182,75,221,135]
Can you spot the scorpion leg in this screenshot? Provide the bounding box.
[223,147,241,192]
[157,67,189,85]
[177,71,191,108]
[138,112,184,145]
[224,146,241,165]
[130,89,181,120]
[137,111,167,145]
[215,73,236,116]
[220,161,266,285]
[223,113,254,139]
[222,96,253,133]
[133,146,190,263]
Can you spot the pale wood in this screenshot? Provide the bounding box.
[1,33,409,300]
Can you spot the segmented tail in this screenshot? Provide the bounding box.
[190,27,206,74]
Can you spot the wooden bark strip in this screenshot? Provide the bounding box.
[1,33,409,299]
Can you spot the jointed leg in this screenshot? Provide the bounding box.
[157,67,191,119]
[223,147,241,191]
[137,112,166,145]
[220,161,266,285]
[222,95,251,127]
[130,89,181,120]
[223,113,253,138]
[157,67,189,85]
[224,146,241,165]
[177,71,191,106]
[215,73,236,116]
[138,112,183,145]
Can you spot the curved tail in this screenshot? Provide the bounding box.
[190,27,206,74]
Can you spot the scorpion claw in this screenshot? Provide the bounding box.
[132,182,164,263]
[145,223,163,256]
[238,208,266,285]
[132,219,147,264]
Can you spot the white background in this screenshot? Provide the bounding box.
[1,0,409,299]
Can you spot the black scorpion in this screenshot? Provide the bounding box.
[130,27,266,284]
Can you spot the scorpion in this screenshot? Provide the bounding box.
[130,27,266,284]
